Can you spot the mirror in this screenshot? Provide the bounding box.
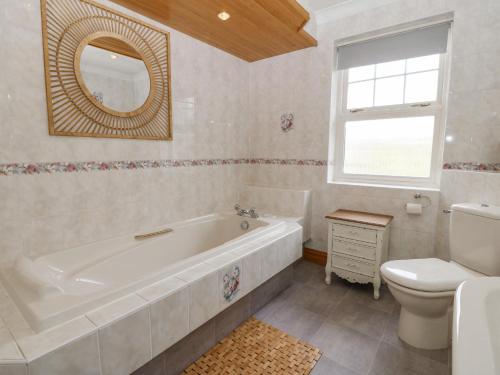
[42,0,172,140]
[79,37,151,114]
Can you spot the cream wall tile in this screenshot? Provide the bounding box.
[148,286,189,357]
[28,333,100,375]
[241,250,262,295]
[0,364,27,375]
[97,307,151,375]
[261,241,281,282]
[176,263,218,284]
[187,272,218,331]
[137,277,187,303]
[86,294,148,328]
[16,317,96,361]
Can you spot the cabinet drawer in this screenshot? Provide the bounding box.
[333,240,376,260]
[332,224,377,244]
[332,254,375,277]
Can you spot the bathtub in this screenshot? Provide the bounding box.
[1,213,293,332]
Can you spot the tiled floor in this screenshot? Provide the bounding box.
[255,260,451,375]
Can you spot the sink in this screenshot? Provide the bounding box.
[453,277,500,375]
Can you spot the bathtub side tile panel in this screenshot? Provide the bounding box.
[187,272,219,331]
[137,277,187,303]
[0,364,27,375]
[149,286,190,358]
[28,332,100,375]
[16,316,96,362]
[280,227,303,269]
[260,241,281,282]
[176,263,217,283]
[86,294,148,328]
[97,307,152,375]
[241,249,262,295]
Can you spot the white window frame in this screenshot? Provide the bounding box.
[331,46,451,189]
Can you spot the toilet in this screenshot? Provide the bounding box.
[381,203,500,350]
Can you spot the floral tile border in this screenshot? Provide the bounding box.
[0,159,498,176]
[0,159,248,176]
[249,158,329,166]
[443,162,500,172]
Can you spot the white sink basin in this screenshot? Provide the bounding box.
[453,277,500,375]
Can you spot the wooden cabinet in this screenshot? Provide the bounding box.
[325,210,393,299]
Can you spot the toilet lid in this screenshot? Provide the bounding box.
[381,258,478,292]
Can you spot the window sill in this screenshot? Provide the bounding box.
[328,180,440,192]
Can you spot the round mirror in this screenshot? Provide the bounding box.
[78,37,151,114]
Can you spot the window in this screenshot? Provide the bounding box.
[331,23,451,188]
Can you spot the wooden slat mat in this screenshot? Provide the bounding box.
[184,317,322,375]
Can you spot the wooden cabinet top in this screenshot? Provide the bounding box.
[325,209,393,227]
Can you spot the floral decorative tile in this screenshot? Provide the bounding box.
[221,263,241,304]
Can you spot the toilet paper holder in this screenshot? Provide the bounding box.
[412,193,432,208]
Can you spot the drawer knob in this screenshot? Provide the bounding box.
[346,263,358,268]
[347,247,357,252]
[348,231,358,236]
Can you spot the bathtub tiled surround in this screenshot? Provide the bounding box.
[239,185,312,241]
[0,219,302,374]
[133,265,295,375]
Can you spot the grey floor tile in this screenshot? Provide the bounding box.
[310,321,380,374]
[293,260,324,284]
[368,341,449,375]
[343,283,398,314]
[286,281,350,316]
[327,297,391,339]
[382,315,449,365]
[261,304,325,342]
[311,356,362,375]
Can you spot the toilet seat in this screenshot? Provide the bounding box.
[381,258,480,293]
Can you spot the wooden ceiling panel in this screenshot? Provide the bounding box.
[110,0,317,62]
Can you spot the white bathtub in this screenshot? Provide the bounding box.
[1,213,291,332]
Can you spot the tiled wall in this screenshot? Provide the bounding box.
[1,0,499,268]
[246,0,500,258]
[0,0,251,267]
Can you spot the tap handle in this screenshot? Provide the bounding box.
[234,204,241,211]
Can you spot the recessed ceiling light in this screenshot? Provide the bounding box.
[217,11,230,21]
[110,54,118,60]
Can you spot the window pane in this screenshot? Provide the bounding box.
[344,116,435,177]
[405,70,439,103]
[406,54,440,73]
[374,76,404,106]
[347,80,374,109]
[376,59,405,78]
[348,65,375,82]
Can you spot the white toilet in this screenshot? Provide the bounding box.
[381,203,500,350]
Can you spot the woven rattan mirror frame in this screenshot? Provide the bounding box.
[41,0,172,140]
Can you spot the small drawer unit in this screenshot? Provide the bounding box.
[331,224,377,244]
[325,209,392,299]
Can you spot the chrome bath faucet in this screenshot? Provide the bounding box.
[234,204,259,218]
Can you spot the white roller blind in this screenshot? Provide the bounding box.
[337,22,451,70]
